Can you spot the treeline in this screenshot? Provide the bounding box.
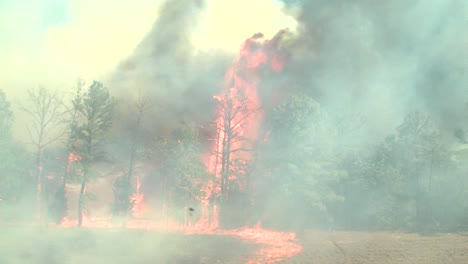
[0,84,467,233]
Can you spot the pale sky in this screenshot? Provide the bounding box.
[0,0,296,141]
[0,0,297,96]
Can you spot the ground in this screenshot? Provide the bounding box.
[286,230,468,264]
[0,227,468,263]
[0,227,257,264]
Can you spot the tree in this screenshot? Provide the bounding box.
[73,81,114,226]
[254,93,346,229]
[0,90,31,206]
[212,88,259,203]
[20,87,65,223]
[112,90,153,225]
[161,122,210,226]
[0,90,12,139]
[50,80,85,224]
[359,111,455,231]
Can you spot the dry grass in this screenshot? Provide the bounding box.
[0,226,256,264]
[1,227,468,263]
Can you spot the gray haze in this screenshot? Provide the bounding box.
[279,0,468,142]
[110,0,468,144]
[110,0,231,133]
[1,0,468,263]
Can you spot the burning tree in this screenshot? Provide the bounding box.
[113,90,152,225]
[50,80,85,224]
[203,31,290,228]
[71,81,114,227]
[211,89,259,202]
[20,87,65,223]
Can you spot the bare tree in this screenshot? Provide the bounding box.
[50,80,85,224]
[21,86,65,223]
[123,90,152,226]
[212,88,260,202]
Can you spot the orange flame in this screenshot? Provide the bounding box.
[56,29,300,263]
[130,174,146,218]
[199,30,289,228]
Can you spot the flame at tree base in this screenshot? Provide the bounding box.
[217,223,303,264]
[53,29,301,263]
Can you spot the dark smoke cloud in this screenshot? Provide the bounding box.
[109,0,231,135]
[109,0,467,143]
[279,0,468,141]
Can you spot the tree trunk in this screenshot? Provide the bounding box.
[123,145,136,228]
[123,108,143,228]
[36,146,43,223]
[77,178,87,227]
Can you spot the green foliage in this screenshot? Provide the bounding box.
[0,91,31,203]
[258,93,346,226]
[68,81,114,226]
[0,140,31,202]
[0,90,13,138]
[73,81,114,166]
[161,122,211,205]
[348,111,463,231]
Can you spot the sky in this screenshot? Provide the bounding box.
[0,0,296,96]
[0,0,296,140]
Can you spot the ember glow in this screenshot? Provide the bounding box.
[199,30,290,228]
[51,31,302,263]
[220,224,303,264]
[2,1,467,264]
[130,174,146,219]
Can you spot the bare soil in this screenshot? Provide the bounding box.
[1,227,468,263]
[283,230,468,264]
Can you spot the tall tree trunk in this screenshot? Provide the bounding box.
[52,150,72,224]
[77,176,87,227]
[123,110,142,227]
[36,145,43,223]
[62,151,72,194]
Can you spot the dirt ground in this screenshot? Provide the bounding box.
[1,226,468,263]
[283,230,468,264]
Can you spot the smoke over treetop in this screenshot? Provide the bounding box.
[110,0,227,130]
[279,0,468,141]
[80,0,468,145]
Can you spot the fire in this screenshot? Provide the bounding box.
[220,223,302,264]
[68,152,82,163]
[52,30,301,263]
[130,174,146,218]
[199,30,290,228]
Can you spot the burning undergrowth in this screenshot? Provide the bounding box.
[52,26,302,263]
[2,0,468,263]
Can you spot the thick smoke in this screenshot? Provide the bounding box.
[279,0,468,142]
[106,0,468,229]
[110,0,231,133]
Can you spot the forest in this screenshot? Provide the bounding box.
[1,0,467,237]
[1,70,467,233]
